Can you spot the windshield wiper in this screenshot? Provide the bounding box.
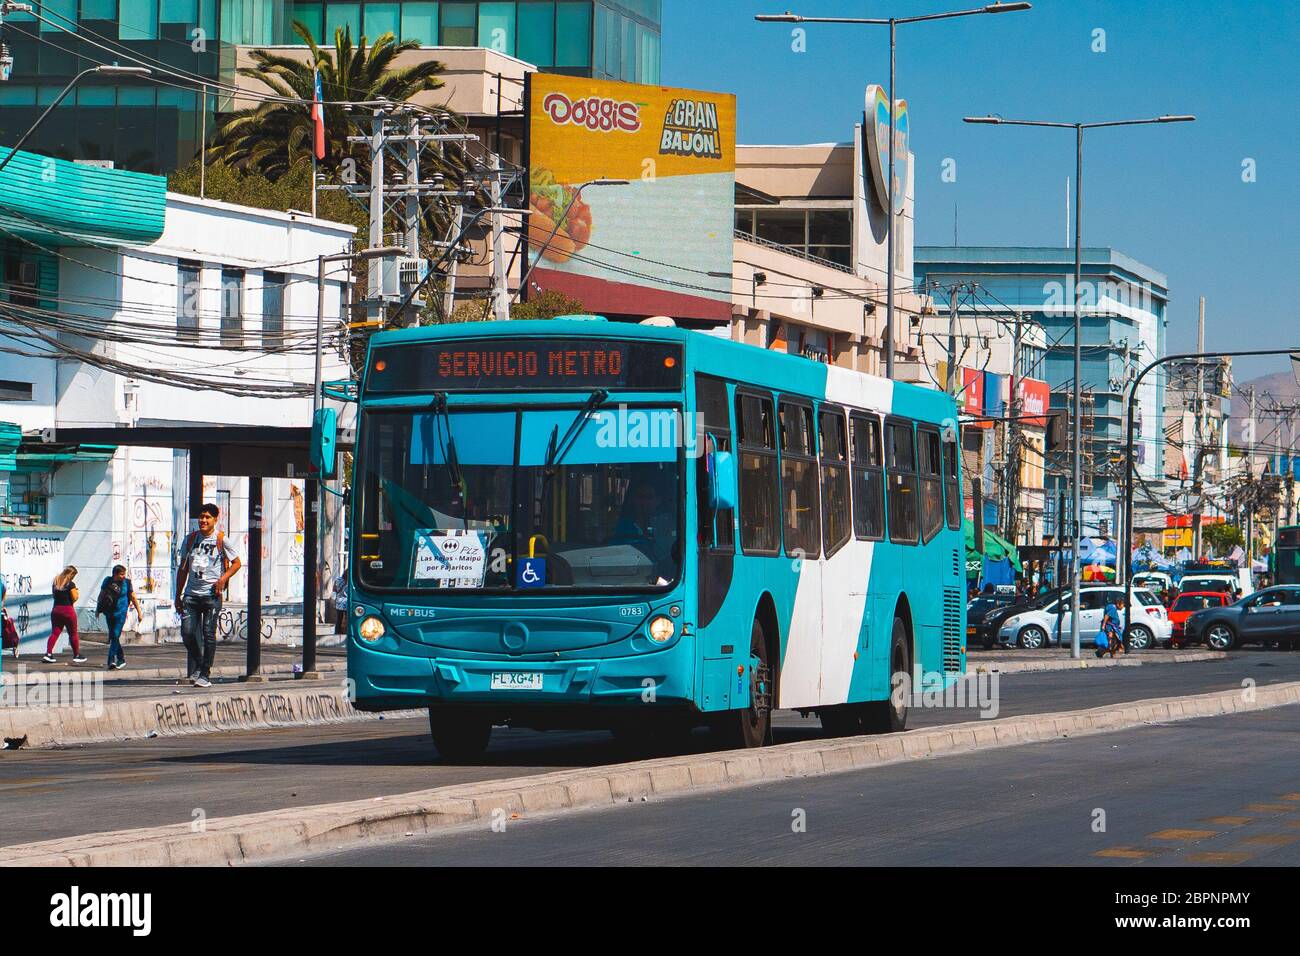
[431,391,464,493]
[544,388,610,475]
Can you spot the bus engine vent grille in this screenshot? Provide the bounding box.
[952,549,960,579]
[942,588,962,674]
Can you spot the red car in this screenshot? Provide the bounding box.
[1169,592,1231,647]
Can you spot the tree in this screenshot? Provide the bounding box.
[509,290,588,321]
[168,160,366,232]
[1202,522,1245,557]
[208,22,447,181]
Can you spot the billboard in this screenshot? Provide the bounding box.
[1016,376,1050,428]
[526,74,737,322]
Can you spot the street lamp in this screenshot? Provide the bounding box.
[964,112,1194,659]
[0,65,153,174]
[314,245,407,416]
[756,3,1030,381]
[515,178,630,305]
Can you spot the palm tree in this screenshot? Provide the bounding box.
[209,21,448,179]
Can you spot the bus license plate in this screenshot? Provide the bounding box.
[491,672,543,691]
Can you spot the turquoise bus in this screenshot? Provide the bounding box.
[344,318,966,760]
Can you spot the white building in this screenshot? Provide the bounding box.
[0,151,353,653]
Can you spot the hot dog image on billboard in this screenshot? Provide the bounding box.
[526,74,737,321]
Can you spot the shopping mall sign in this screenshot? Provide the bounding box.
[863,85,910,214]
[526,74,736,321]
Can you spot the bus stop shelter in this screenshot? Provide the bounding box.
[44,425,349,680]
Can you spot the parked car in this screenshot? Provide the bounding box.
[1133,571,1173,594]
[974,588,1068,649]
[1176,575,1238,598]
[1181,585,1300,650]
[1167,591,1230,647]
[996,585,1172,650]
[968,592,1025,650]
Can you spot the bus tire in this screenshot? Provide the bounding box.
[716,617,773,750]
[428,709,492,763]
[862,617,910,734]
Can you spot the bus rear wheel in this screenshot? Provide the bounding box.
[428,709,492,763]
[862,617,910,734]
[716,618,773,749]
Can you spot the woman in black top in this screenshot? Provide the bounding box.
[44,566,86,663]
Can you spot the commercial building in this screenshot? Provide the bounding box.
[0,148,352,651]
[915,246,1170,538]
[0,0,660,174]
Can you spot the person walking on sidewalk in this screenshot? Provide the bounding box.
[175,503,241,687]
[44,566,87,664]
[97,564,142,670]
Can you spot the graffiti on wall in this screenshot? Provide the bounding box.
[1,533,66,650]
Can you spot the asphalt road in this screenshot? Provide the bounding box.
[289,706,1300,867]
[1,650,1296,849]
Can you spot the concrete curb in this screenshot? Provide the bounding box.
[968,650,1225,674]
[1,660,345,687]
[0,679,397,748]
[6,679,1296,867]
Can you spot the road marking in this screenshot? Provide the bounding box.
[1245,803,1296,813]
[1281,792,1300,801]
[1203,816,1252,826]
[1093,847,1151,859]
[1240,833,1300,846]
[1185,851,1252,864]
[1150,828,1218,841]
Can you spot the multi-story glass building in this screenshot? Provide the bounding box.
[0,1,661,173]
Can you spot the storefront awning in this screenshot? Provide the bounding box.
[0,149,166,246]
[963,518,1022,571]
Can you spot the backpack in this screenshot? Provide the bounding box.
[1,612,17,650]
[180,530,230,592]
[96,577,123,617]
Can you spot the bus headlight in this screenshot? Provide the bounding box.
[647,616,675,643]
[358,616,386,643]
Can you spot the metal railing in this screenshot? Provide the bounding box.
[734,229,855,275]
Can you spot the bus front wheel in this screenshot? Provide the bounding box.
[862,617,910,734]
[428,709,492,763]
[716,618,773,749]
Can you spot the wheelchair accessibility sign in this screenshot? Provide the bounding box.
[517,558,547,589]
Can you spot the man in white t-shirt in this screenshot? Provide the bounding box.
[175,502,242,686]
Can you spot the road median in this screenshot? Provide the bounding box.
[0,677,388,748]
[6,679,1296,867]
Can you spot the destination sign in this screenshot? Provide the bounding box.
[366,338,683,392]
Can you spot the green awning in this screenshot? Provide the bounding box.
[0,422,20,472]
[12,441,117,472]
[0,148,166,246]
[963,518,1022,571]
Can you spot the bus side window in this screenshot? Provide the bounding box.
[886,419,919,545]
[851,413,884,540]
[943,429,961,530]
[696,375,735,552]
[918,426,944,544]
[779,398,821,559]
[736,391,780,555]
[819,406,851,556]
[698,431,735,552]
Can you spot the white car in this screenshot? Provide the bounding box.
[997,586,1172,650]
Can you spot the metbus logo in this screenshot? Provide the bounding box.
[542,92,642,133]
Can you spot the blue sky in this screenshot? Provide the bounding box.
[662,0,1300,382]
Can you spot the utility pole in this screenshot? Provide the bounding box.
[945,283,961,396]
[1247,384,1257,563]
[1005,310,1024,542]
[1191,296,1207,557]
[489,151,509,322]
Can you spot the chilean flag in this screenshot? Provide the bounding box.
[311,68,326,160]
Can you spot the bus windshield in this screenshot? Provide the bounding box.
[355,407,682,592]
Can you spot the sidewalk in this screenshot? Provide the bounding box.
[967,647,1225,673]
[2,641,346,685]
